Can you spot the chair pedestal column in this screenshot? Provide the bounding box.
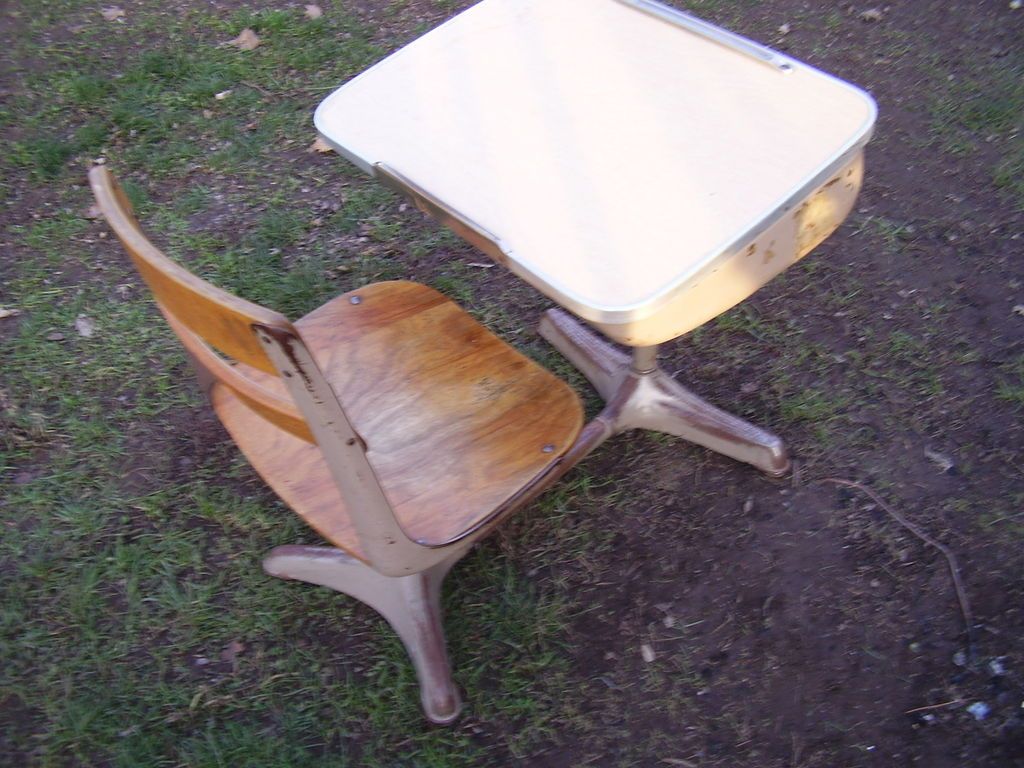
[262,545,463,724]
[538,308,790,477]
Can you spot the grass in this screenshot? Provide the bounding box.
[929,58,1024,208]
[2,398,588,765]
[996,354,1024,410]
[3,1,1024,766]
[855,216,916,255]
[4,3,386,186]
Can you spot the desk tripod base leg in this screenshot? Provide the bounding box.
[539,308,790,477]
[538,307,629,400]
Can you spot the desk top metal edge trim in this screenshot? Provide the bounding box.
[614,0,792,72]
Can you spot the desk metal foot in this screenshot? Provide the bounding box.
[539,308,790,477]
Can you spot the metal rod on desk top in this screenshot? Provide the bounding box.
[614,0,795,73]
[373,162,510,267]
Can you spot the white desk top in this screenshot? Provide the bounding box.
[316,0,875,329]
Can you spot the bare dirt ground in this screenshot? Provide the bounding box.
[1,1,1022,766]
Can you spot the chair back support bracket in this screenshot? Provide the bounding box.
[252,322,444,575]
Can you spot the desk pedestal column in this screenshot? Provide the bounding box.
[539,308,790,477]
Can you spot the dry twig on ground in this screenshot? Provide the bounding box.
[821,478,974,655]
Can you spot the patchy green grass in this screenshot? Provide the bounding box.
[4,3,385,185]
[996,354,1024,410]
[4,1,1024,766]
[929,60,1024,207]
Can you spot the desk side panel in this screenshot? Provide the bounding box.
[589,152,864,346]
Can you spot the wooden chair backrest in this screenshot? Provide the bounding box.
[88,165,313,441]
[90,166,432,572]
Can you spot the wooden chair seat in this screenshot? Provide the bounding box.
[212,280,583,559]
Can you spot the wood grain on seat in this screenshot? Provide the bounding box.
[213,281,584,558]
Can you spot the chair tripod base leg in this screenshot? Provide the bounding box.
[263,545,463,724]
[538,308,791,477]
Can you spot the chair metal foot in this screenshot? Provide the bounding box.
[538,308,791,477]
[263,545,463,724]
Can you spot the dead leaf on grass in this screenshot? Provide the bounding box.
[221,640,246,672]
[83,203,103,220]
[100,7,125,22]
[308,136,334,154]
[214,89,232,101]
[924,447,955,474]
[46,331,65,342]
[221,639,245,659]
[1012,304,1024,317]
[0,308,21,319]
[75,315,96,338]
[778,23,792,35]
[640,643,656,663]
[27,412,47,437]
[227,28,261,51]
[859,8,884,22]
[305,4,324,19]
